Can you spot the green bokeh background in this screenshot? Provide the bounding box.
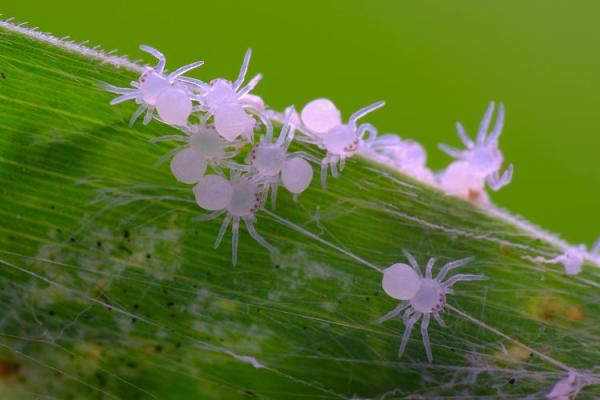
[3,0,599,243]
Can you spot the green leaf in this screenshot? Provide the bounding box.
[1,23,599,399]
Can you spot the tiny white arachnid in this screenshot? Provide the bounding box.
[245,107,317,208]
[197,49,272,142]
[299,98,385,189]
[193,173,276,266]
[377,251,486,362]
[438,102,514,201]
[527,243,595,276]
[104,45,205,127]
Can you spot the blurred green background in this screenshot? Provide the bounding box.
[3,0,599,243]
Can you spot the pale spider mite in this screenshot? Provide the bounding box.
[150,124,242,184]
[197,48,272,143]
[245,107,317,208]
[299,98,385,189]
[528,243,596,276]
[104,45,205,127]
[193,173,276,266]
[439,102,514,193]
[377,251,486,363]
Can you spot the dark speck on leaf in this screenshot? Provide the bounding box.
[508,378,516,385]
[95,372,106,386]
[0,72,5,80]
[0,360,20,378]
[118,243,132,254]
[123,229,130,239]
[167,301,175,307]
[133,303,139,309]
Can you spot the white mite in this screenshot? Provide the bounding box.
[193,174,276,266]
[299,98,385,189]
[246,107,316,208]
[104,45,205,127]
[438,102,514,200]
[198,49,271,142]
[150,124,241,184]
[438,160,490,204]
[362,134,435,185]
[377,251,485,363]
[528,244,593,276]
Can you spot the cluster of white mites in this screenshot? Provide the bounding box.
[100,43,599,366]
[377,252,486,362]
[359,101,514,204]
[105,46,319,265]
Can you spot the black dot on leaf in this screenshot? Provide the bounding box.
[0,72,5,79]
[508,378,516,385]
